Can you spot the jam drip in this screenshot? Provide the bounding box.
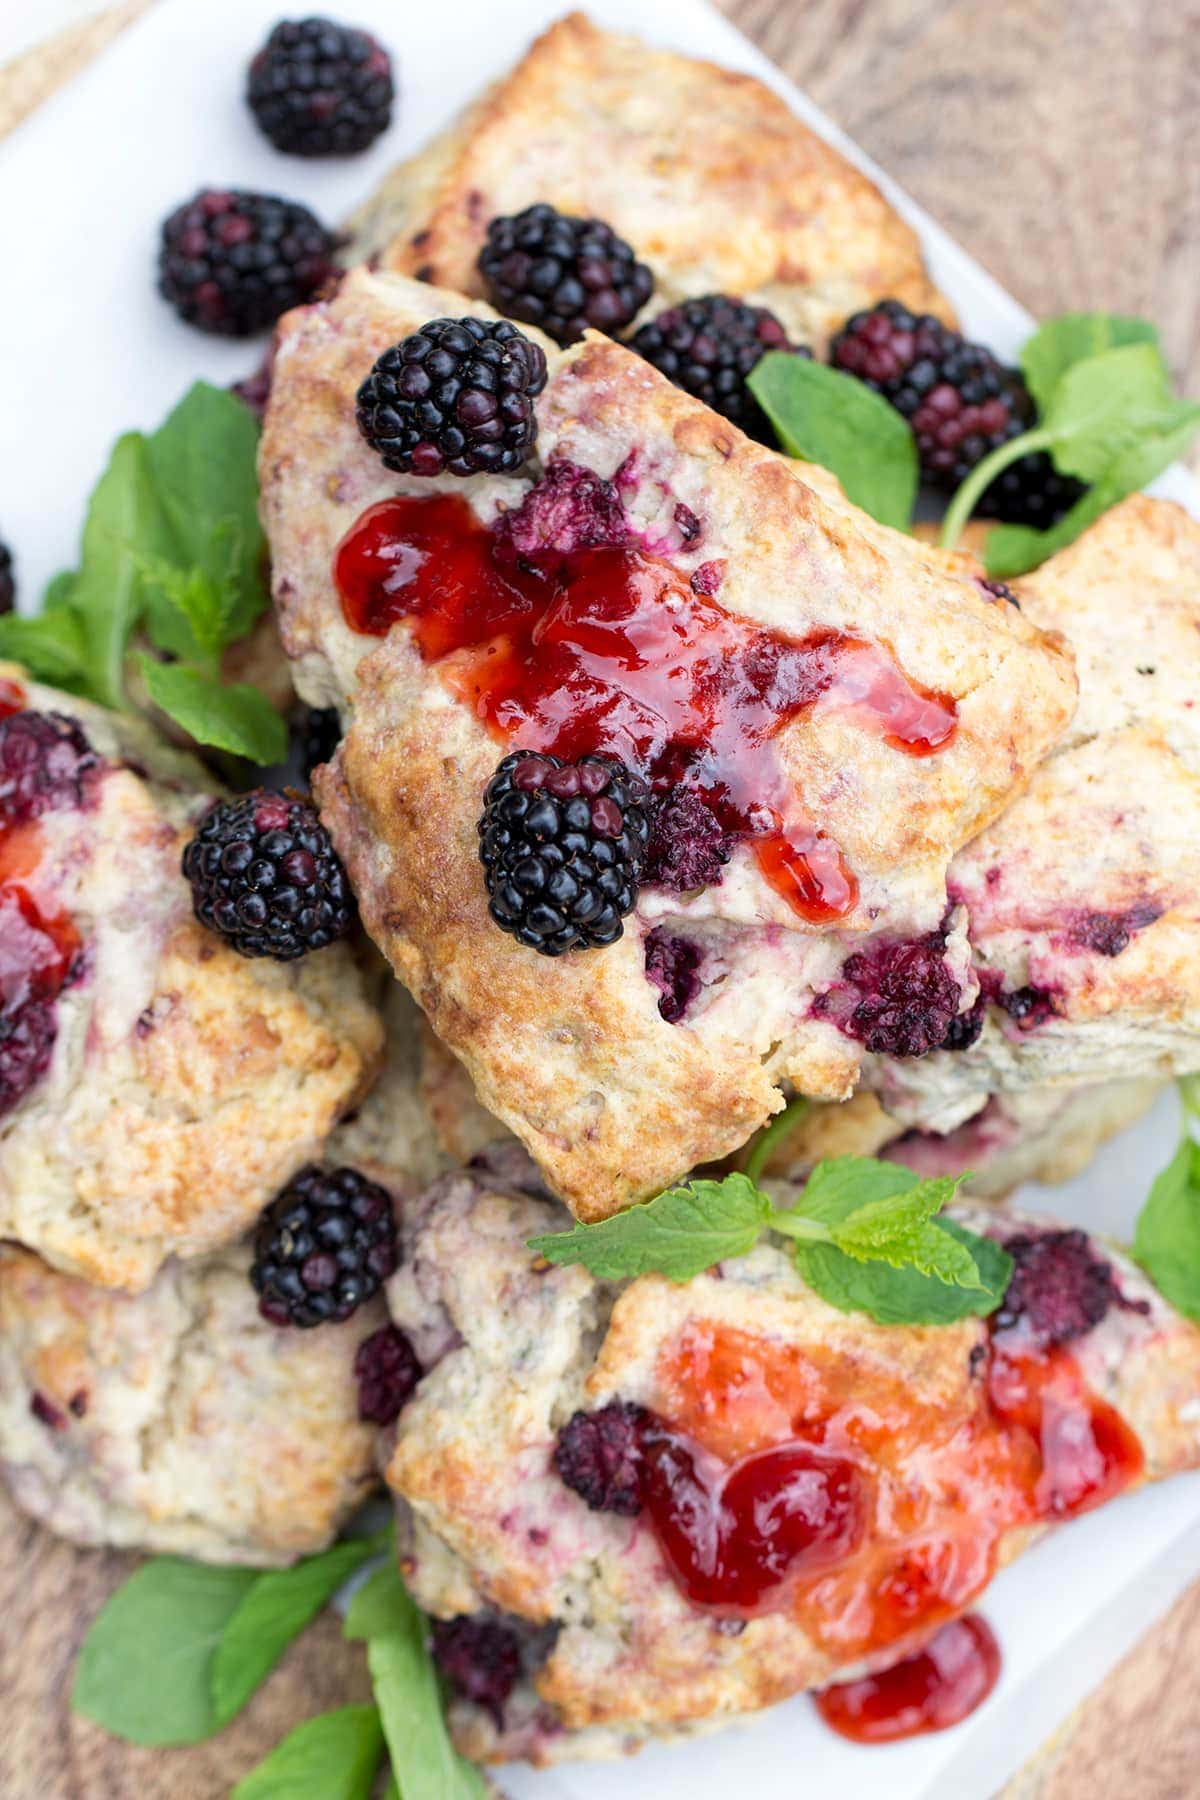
[815,1615,1001,1743]
[334,493,957,923]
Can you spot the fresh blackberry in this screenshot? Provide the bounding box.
[251,1164,398,1327]
[554,1402,648,1515]
[0,542,14,615]
[430,1615,523,1727]
[477,751,650,956]
[157,188,337,337]
[0,711,100,825]
[630,295,808,440]
[182,789,353,961]
[247,16,394,157]
[354,1324,422,1423]
[356,317,547,478]
[478,202,653,347]
[829,300,1084,525]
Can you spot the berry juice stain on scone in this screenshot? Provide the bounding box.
[334,488,956,923]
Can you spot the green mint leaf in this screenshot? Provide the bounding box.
[43,569,78,611]
[212,1538,380,1728]
[138,657,288,762]
[985,402,1200,577]
[143,382,267,648]
[232,1705,384,1800]
[71,431,171,709]
[72,1558,256,1746]
[345,1564,487,1800]
[1180,1073,1200,1123]
[748,354,919,529]
[743,1095,811,1185]
[1020,312,1161,415]
[1133,1135,1200,1321]
[527,1173,773,1282]
[1040,342,1196,484]
[794,1218,1012,1325]
[0,608,90,689]
[789,1155,930,1228]
[131,552,228,666]
[827,1175,978,1281]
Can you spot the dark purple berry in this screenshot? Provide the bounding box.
[630,295,809,440]
[354,1324,422,1423]
[644,928,703,1025]
[356,317,546,478]
[554,1401,647,1515]
[0,711,100,826]
[182,790,353,961]
[1067,903,1162,958]
[832,932,963,1058]
[0,996,57,1120]
[0,542,15,615]
[430,1614,523,1727]
[247,16,394,157]
[292,704,341,781]
[939,992,985,1052]
[1000,983,1060,1030]
[251,1164,398,1328]
[478,203,653,347]
[158,188,337,337]
[477,751,650,956]
[992,1229,1147,1347]
[493,459,628,559]
[643,789,729,892]
[829,300,1085,526]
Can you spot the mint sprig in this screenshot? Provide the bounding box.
[232,1705,384,1800]
[1132,1079,1200,1320]
[940,315,1200,571]
[529,1156,1008,1325]
[0,382,284,762]
[748,354,919,528]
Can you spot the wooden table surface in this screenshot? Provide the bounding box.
[2,3,1199,1795]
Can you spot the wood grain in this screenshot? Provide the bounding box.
[2,3,1199,1795]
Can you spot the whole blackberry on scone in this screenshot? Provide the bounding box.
[478,751,650,956]
[251,1164,398,1327]
[829,300,1084,526]
[631,295,809,440]
[247,16,394,156]
[182,790,353,960]
[356,317,547,477]
[478,202,653,346]
[157,188,336,336]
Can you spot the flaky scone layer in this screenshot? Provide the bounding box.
[344,11,951,354]
[262,269,1074,1218]
[0,673,383,1289]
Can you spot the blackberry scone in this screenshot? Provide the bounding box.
[344,12,952,356]
[0,669,382,1289]
[260,267,1075,1219]
[381,1167,1200,1761]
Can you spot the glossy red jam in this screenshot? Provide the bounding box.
[641,1318,1142,1657]
[334,493,957,922]
[815,1615,1001,1743]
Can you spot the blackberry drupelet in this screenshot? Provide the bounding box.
[630,295,808,440]
[0,541,14,615]
[477,751,650,956]
[0,711,100,825]
[478,202,653,347]
[247,16,394,157]
[157,188,336,337]
[354,1324,422,1422]
[829,300,1084,526]
[554,1402,647,1515]
[355,317,547,477]
[642,788,729,892]
[251,1164,398,1327]
[430,1615,523,1727]
[182,790,353,961]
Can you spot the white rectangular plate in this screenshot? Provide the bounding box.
[1,3,1196,1796]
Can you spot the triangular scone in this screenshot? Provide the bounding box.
[0,668,382,1290]
[344,11,951,354]
[865,495,1200,1135]
[384,1167,1200,1762]
[261,267,1075,1220]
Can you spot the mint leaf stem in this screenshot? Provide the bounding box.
[763,1207,834,1244]
[744,1095,810,1185]
[939,425,1054,551]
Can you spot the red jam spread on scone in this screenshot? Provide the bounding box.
[334,492,957,923]
[815,1614,1002,1742]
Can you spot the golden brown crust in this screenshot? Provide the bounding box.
[344,12,952,353]
[263,267,1075,1219]
[0,675,383,1289]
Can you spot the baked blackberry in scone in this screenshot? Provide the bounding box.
[865,495,1200,1136]
[0,669,382,1290]
[260,267,1075,1219]
[0,972,440,1563]
[382,1169,1200,1762]
[343,12,952,356]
